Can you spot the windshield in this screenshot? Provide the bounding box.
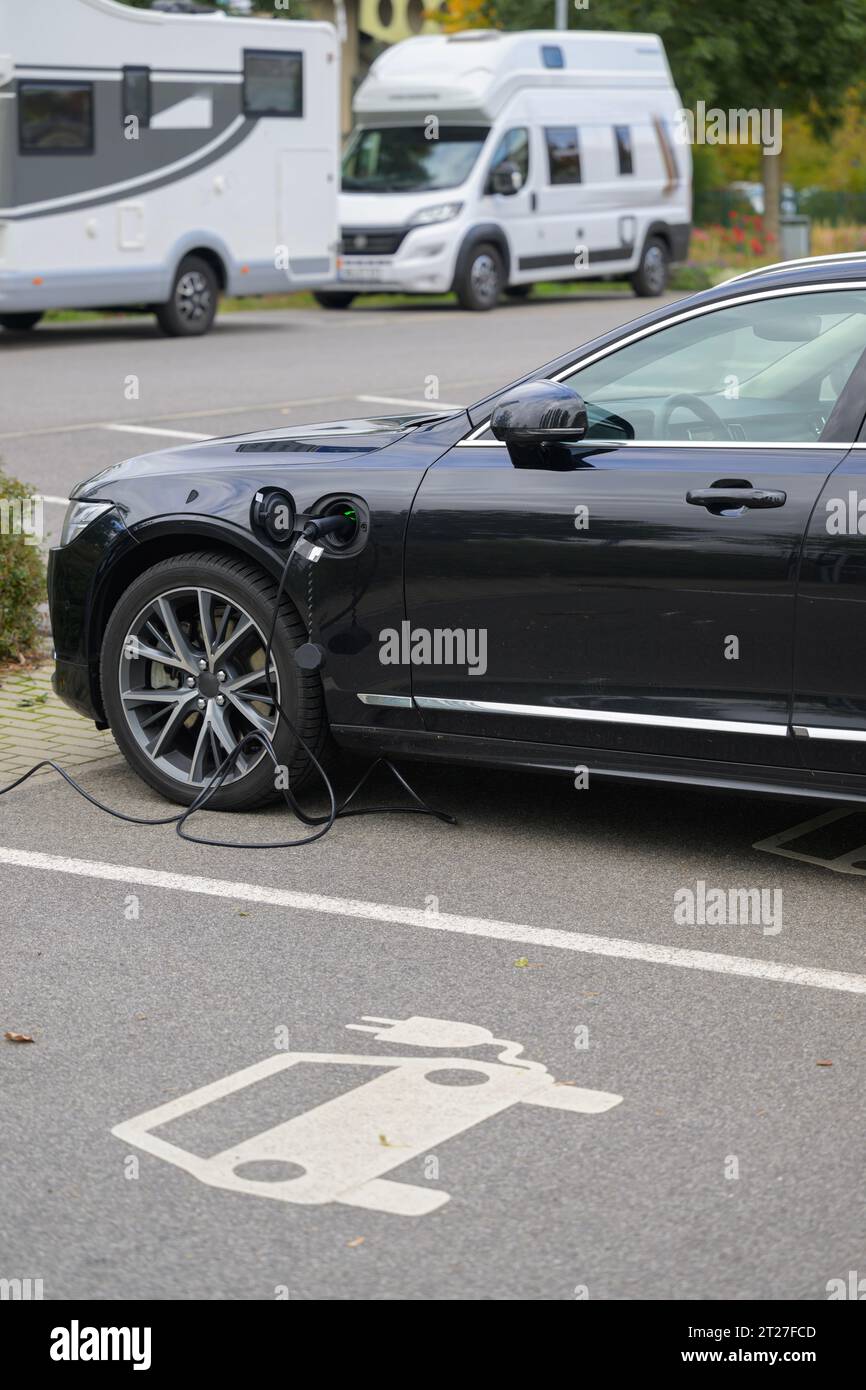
[342,125,489,193]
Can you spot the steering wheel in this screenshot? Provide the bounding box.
[658,392,730,440]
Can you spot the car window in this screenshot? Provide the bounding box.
[545,127,581,184]
[559,290,866,443]
[486,127,529,191]
[342,125,489,193]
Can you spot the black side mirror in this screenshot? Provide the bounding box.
[490,161,521,196]
[491,380,588,465]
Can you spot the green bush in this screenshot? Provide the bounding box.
[0,471,45,662]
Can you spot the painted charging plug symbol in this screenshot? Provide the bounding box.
[112,1015,623,1216]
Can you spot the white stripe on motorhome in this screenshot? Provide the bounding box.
[356,395,464,411]
[1,846,864,996]
[101,424,212,441]
[0,114,246,218]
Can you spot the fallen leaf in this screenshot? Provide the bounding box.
[347,1237,365,1248]
[816,1060,833,1067]
[237,911,249,917]
[4,1031,34,1043]
[514,957,543,969]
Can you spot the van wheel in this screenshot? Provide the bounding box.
[100,551,327,810]
[455,243,504,311]
[314,291,356,309]
[155,256,219,337]
[630,237,669,297]
[504,285,533,300]
[0,312,43,331]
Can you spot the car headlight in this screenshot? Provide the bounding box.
[409,202,464,226]
[60,499,113,547]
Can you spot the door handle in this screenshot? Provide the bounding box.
[686,487,786,510]
[530,192,538,212]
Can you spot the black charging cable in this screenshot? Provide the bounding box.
[0,517,456,849]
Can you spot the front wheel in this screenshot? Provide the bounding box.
[455,243,504,311]
[313,291,356,309]
[0,312,43,331]
[100,552,327,809]
[630,237,669,297]
[154,255,219,337]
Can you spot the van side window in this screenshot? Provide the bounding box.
[614,125,633,175]
[122,68,151,130]
[243,49,303,118]
[19,81,93,154]
[545,127,581,184]
[541,45,564,69]
[486,128,529,192]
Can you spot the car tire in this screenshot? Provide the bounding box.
[455,242,504,311]
[0,312,43,331]
[504,284,533,300]
[154,255,219,337]
[630,236,669,297]
[313,291,356,309]
[100,551,327,810]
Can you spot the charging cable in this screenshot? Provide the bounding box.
[0,516,455,850]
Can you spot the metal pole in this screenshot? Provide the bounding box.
[555,0,568,30]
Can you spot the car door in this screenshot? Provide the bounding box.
[479,126,539,277]
[792,359,866,776]
[404,284,866,769]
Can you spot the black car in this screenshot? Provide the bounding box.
[49,253,866,810]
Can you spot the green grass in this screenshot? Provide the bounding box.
[43,277,646,326]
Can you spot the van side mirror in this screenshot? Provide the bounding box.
[491,381,588,464]
[490,161,522,196]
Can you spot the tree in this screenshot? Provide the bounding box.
[486,0,866,245]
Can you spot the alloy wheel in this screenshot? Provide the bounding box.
[118,587,280,788]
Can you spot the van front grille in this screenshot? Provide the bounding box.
[340,227,408,256]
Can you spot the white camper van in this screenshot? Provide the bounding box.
[319,28,691,312]
[0,0,339,335]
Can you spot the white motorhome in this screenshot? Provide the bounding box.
[319,28,691,312]
[0,0,339,335]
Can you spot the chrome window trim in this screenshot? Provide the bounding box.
[458,279,866,447]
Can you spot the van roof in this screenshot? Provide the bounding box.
[353,29,676,123]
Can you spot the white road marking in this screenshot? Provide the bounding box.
[356,394,464,411]
[100,424,212,441]
[1,846,864,995]
[112,1015,621,1215]
[754,808,866,876]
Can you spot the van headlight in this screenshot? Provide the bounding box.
[60,500,113,547]
[409,202,463,226]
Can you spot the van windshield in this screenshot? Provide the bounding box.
[342,125,489,193]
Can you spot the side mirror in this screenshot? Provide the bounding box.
[491,380,588,463]
[490,161,522,196]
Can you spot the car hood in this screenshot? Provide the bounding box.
[73,411,460,497]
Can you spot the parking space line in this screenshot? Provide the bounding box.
[2,845,865,995]
[101,424,212,441]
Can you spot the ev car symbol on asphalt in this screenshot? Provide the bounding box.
[112,1016,623,1216]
